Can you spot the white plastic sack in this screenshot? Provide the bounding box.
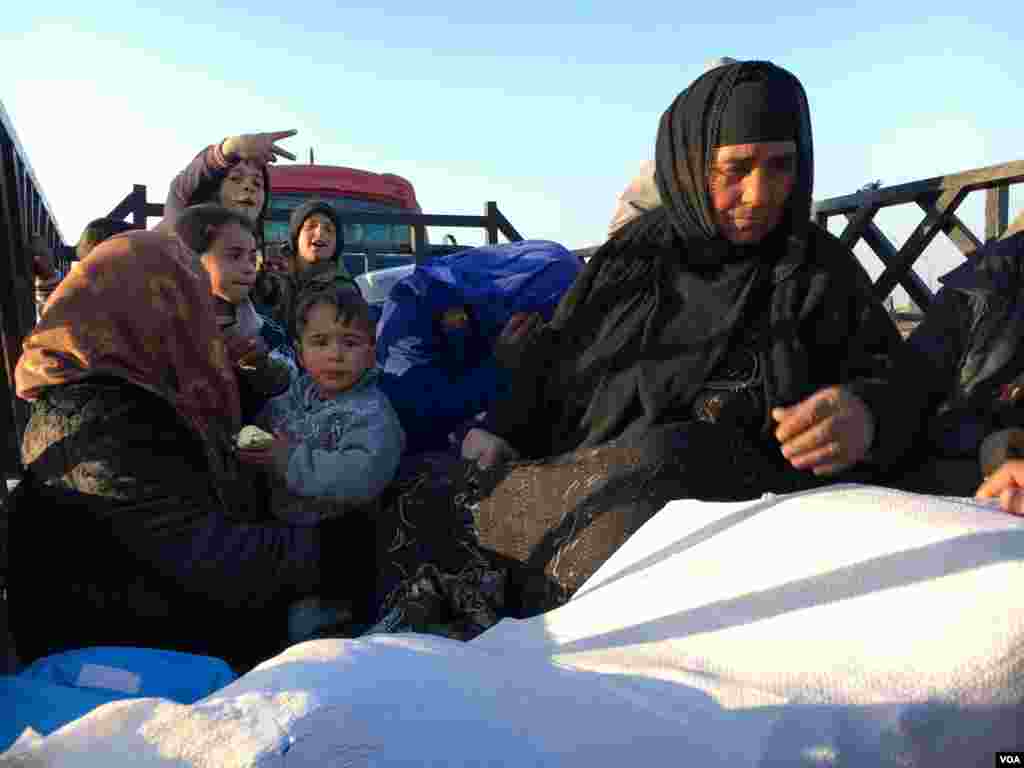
[4,485,1023,766]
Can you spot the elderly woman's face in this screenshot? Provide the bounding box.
[708,140,797,244]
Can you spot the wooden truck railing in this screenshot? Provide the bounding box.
[0,102,73,503]
[813,159,1024,312]
[106,185,524,261]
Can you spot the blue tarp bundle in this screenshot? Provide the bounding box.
[377,240,581,454]
[1,646,234,751]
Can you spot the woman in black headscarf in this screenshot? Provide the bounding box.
[364,61,910,635]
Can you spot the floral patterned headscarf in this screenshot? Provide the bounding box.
[16,229,241,436]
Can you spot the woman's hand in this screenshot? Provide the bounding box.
[976,460,1024,515]
[222,130,297,164]
[237,430,292,477]
[461,428,519,469]
[772,385,876,476]
[493,312,542,369]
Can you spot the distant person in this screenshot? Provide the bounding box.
[606,160,659,237]
[173,204,294,421]
[605,58,738,238]
[32,218,135,315]
[12,229,349,666]
[251,199,360,333]
[239,283,404,508]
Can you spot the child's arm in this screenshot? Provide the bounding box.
[284,397,404,503]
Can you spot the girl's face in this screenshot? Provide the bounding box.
[708,140,797,244]
[297,213,338,267]
[218,160,266,224]
[298,302,375,398]
[200,221,259,304]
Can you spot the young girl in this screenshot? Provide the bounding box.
[156,130,296,237]
[173,204,295,419]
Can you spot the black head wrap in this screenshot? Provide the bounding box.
[541,61,814,452]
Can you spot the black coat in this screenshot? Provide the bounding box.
[901,231,1024,457]
[489,223,909,471]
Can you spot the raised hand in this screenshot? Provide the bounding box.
[222,130,298,165]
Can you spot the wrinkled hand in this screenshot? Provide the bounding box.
[29,234,56,279]
[237,429,292,477]
[493,312,542,369]
[772,386,875,476]
[976,459,1024,515]
[461,428,519,470]
[222,130,297,164]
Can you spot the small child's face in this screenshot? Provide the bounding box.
[297,213,337,267]
[298,302,375,397]
[218,161,265,224]
[201,221,259,304]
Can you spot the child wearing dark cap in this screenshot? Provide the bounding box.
[252,198,361,333]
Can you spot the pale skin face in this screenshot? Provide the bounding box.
[297,213,338,268]
[298,302,375,398]
[708,140,797,244]
[200,221,259,304]
[218,160,266,224]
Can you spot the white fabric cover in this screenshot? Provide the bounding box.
[4,485,1023,766]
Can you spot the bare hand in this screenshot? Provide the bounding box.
[224,333,270,368]
[772,386,875,476]
[223,130,297,164]
[976,459,1024,515]
[493,312,542,369]
[461,428,519,469]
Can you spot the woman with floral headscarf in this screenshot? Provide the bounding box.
[366,61,912,636]
[10,229,349,666]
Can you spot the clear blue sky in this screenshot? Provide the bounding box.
[2,1,1021,305]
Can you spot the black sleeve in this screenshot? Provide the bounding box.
[485,326,562,460]
[847,287,970,471]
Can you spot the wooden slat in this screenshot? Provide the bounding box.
[916,192,982,258]
[0,133,33,480]
[484,202,499,245]
[492,203,524,242]
[815,158,1024,217]
[412,224,428,264]
[838,203,878,250]
[859,219,934,309]
[874,186,965,303]
[986,186,1009,242]
[106,189,139,222]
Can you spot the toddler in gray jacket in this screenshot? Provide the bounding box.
[238,283,404,508]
